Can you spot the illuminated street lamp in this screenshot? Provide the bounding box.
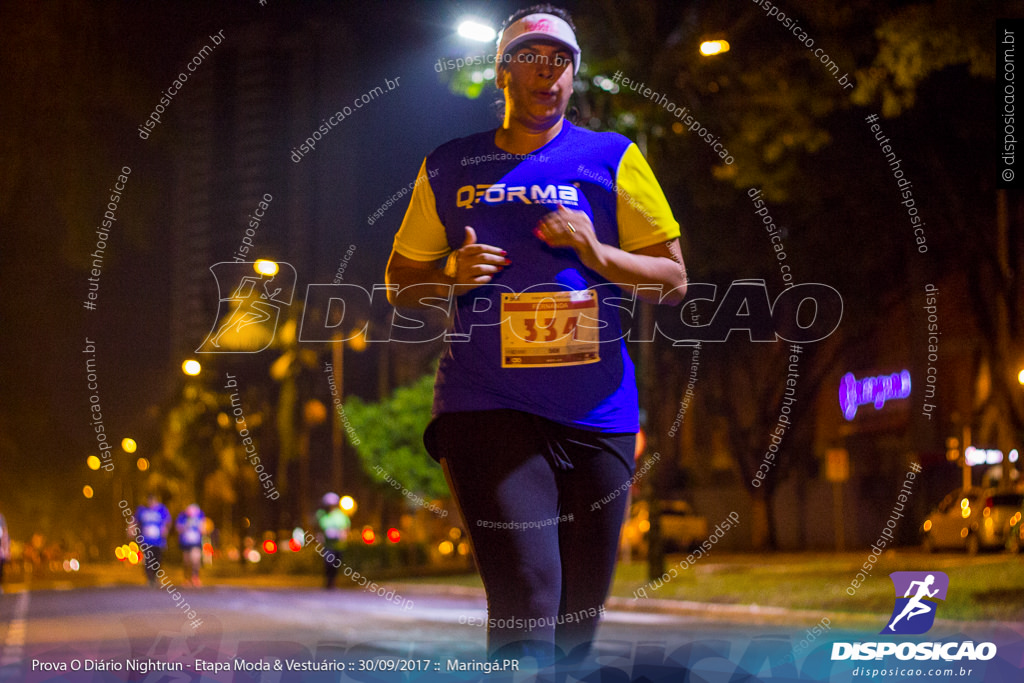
[182,359,202,376]
[121,438,137,454]
[86,455,101,470]
[254,259,279,277]
[457,19,495,42]
[348,328,368,353]
[700,39,730,56]
[1018,368,1024,385]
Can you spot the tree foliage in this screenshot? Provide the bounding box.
[343,372,449,502]
[851,1,996,117]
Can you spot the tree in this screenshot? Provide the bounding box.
[343,372,449,503]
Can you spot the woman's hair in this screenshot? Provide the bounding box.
[493,4,579,123]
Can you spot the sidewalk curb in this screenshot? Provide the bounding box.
[607,595,837,623]
[387,582,1019,631]
[388,581,868,626]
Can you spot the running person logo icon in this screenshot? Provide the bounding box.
[882,571,949,635]
[197,262,296,353]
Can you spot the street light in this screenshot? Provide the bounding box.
[182,359,202,376]
[121,438,137,454]
[699,40,730,56]
[348,328,368,353]
[457,19,495,42]
[254,259,279,277]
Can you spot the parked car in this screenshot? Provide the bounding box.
[620,500,708,559]
[922,488,1023,554]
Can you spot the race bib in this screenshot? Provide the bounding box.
[500,290,600,368]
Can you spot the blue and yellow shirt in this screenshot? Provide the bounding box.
[393,121,679,433]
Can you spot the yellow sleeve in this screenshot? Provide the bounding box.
[392,160,450,261]
[615,144,681,252]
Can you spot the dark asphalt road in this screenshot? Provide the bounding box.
[0,576,1021,682]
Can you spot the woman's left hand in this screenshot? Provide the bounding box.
[533,204,599,260]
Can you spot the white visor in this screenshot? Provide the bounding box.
[497,13,581,75]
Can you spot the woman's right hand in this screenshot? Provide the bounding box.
[446,226,509,287]
[385,226,509,307]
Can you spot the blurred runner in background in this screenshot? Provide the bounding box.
[176,503,206,587]
[316,492,350,588]
[135,493,171,586]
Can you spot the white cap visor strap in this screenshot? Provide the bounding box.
[497,13,580,74]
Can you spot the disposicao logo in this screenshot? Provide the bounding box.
[831,570,998,663]
[882,571,948,635]
[197,262,296,353]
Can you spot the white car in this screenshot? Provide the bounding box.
[922,488,1022,554]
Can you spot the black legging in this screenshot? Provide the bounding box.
[430,409,635,663]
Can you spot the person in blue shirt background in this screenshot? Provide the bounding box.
[386,3,687,666]
[175,503,206,587]
[135,493,171,586]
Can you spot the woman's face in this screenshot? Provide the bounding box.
[498,40,574,130]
